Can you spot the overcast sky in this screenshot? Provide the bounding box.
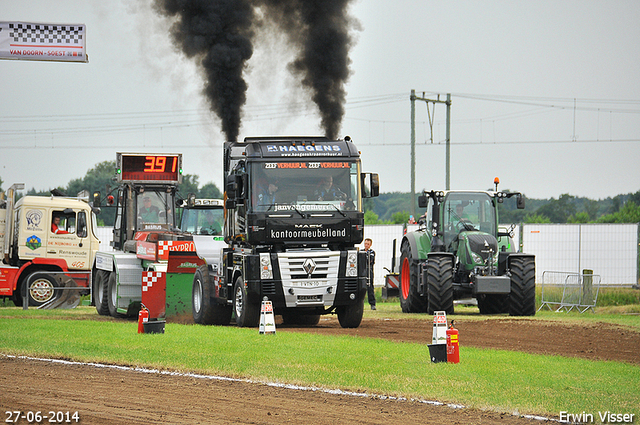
[1,0,639,200]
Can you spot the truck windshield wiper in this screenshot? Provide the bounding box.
[329,203,346,217]
[289,204,305,218]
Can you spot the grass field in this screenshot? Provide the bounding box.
[1,303,639,419]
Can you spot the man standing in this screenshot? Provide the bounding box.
[364,238,376,310]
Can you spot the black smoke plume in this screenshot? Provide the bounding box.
[154,0,356,141]
[259,0,355,140]
[154,0,254,142]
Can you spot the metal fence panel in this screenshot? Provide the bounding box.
[523,223,638,286]
[538,271,601,313]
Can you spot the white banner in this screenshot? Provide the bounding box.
[0,22,87,63]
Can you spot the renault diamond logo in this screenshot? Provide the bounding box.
[302,258,317,275]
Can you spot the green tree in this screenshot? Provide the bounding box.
[597,201,640,223]
[177,174,200,201]
[391,211,410,224]
[524,213,551,223]
[364,210,383,225]
[65,160,117,226]
[568,212,590,223]
[583,199,600,220]
[534,194,576,223]
[199,182,222,199]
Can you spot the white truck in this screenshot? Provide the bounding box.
[0,183,101,308]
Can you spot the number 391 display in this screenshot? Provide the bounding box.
[5,411,79,423]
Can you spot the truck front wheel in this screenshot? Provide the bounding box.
[25,272,58,307]
[107,272,125,318]
[337,295,364,328]
[233,276,260,327]
[94,270,110,316]
[193,265,232,325]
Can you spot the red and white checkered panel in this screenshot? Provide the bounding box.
[142,271,163,292]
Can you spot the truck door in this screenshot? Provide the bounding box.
[47,209,91,270]
[17,206,47,261]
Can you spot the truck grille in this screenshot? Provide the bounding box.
[278,251,340,280]
[277,250,341,308]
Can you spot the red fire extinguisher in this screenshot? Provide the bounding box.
[446,320,460,364]
[138,305,149,334]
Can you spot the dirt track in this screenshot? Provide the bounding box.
[2,315,639,424]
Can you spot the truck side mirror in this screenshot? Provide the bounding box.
[516,194,525,209]
[370,173,379,197]
[418,195,429,208]
[225,174,242,199]
[362,173,380,198]
[77,212,87,238]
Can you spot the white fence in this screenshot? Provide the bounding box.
[523,224,638,287]
[95,223,639,288]
[363,223,638,288]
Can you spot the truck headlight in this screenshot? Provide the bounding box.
[347,251,358,277]
[260,253,273,280]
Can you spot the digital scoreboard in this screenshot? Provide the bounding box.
[116,153,182,184]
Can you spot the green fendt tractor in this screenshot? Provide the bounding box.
[399,183,535,316]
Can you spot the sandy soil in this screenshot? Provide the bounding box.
[1,314,638,424]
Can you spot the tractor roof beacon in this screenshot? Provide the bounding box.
[399,180,536,316]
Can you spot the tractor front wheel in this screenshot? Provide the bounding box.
[509,256,536,316]
[426,254,454,315]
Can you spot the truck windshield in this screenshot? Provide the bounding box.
[180,207,224,235]
[443,192,496,246]
[248,160,361,212]
[136,190,174,228]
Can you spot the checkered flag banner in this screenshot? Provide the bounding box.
[0,21,87,63]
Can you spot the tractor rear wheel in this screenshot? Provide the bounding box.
[193,265,232,325]
[508,256,536,316]
[94,270,110,316]
[233,276,260,327]
[399,241,427,313]
[426,255,454,315]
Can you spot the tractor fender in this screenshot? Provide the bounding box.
[498,252,535,275]
[401,230,431,264]
[507,252,535,265]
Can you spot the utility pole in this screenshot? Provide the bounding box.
[409,91,451,218]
